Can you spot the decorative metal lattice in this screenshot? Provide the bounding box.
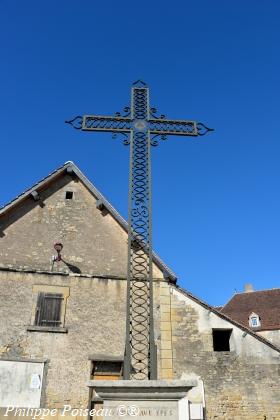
[66,80,213,380]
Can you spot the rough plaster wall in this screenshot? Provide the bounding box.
[170,287,280,420]
[0,174,163,279]
[259,330,280,347]
[0,271,127,408]
[0,271,163,409]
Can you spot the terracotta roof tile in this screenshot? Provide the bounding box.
[221,289,280,331]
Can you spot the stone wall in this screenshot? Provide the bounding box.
[0,173,163,280]
[0,270,163,410]
[0,270,127,408]
[1,270,280,418]
[169,287,280,420]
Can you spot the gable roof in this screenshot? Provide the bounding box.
[0,161,177,282]
[174,284,280,354]
[220,288,280,332]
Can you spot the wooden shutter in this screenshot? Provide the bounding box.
[35,292,45,326]
[35,293,63,327]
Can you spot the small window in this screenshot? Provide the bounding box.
[249,313,261,328]
[212,329,232,351]
[90,359,123,380]
[35,292,63,327]
[28,285,69,333]
[65,191,73,200]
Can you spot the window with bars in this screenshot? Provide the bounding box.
[34,292,63,327]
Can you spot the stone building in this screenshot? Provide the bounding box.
[0,161,279,420]
[219,285,280,347]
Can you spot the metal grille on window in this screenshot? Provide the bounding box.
[35,292,63,327]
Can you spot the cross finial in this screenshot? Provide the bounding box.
[132,80,147,87]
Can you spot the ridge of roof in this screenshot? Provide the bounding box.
[221,287,280,311]
[232,288,280,296]
[0,161,177,282]
[174,284,280,354]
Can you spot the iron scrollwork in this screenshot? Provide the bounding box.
[112,132,130,145]
[65,116,83,130]
[150,107,166,120]
[150,133,167,147]
[115,106,131,118]
[197,122,214,136]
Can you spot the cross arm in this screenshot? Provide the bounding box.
[148,118,213,137]
[66,114,132,133]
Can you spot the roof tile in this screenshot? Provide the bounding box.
[221,289,280,331]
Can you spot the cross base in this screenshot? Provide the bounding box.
[88,379,197,420]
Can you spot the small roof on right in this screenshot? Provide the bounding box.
[220,286,280,331]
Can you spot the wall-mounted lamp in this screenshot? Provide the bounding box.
[53,242,63,262]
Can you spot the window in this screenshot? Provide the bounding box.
[28,285,69,333]
[35,292,63,327]
[91,361,123,380]
[65,191,73,199]
[250,317,258,327]
[249,313,261,328]
[89,356,123,380]
[212,329,232,351]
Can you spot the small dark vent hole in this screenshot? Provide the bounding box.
[212,329,232,351]
[65,191,73,200]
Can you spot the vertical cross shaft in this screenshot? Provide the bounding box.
[66,80,213,381]
[124,84,157,380]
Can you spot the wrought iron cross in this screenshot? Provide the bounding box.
[66,80,213,380]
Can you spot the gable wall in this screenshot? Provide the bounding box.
[169,287,280,419]
[0,174,163,279]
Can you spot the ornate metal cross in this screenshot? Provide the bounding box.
[66,80,213,380]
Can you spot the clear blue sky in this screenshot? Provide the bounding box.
[1,1,280,306]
